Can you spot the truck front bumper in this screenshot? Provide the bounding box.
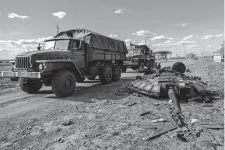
[1,71,41,79]
[123,61,138,66]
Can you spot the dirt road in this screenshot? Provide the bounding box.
[0,59,224,150]
[0,70,140,119]
[0,59,201,118]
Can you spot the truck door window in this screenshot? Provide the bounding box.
[70,40,81,50]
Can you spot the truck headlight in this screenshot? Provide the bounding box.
[39,64,44,70]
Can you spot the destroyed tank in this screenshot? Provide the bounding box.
[128,62,217,104]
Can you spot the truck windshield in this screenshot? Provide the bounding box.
[128,49,142,55]
[43,39,81,50]
[44,40,70,50]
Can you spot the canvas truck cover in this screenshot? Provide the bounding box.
[54,29,128,53]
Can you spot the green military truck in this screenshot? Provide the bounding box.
[121,44,155,72]
[1,29,128,97]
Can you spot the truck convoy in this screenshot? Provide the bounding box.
[1,29,128,97]
[121,44,155,72]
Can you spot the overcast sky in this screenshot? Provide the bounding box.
[0,0,224,56]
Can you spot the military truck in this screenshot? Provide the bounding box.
[1,29,128,97]
[121,44,155,72]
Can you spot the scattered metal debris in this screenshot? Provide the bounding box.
[169,107,187,127]
[190,118,199,124]
[200,123,224,130]
[143,125,178,141]
[57,138,64,143]
[123,100,137,107]
[140,111,160,120]
[62,119,74,126]
[176,126,203,142]
[151,118,167,123]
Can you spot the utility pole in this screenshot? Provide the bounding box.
[144,37,151,48]
[56,24,60,34]
[178,47,180,57]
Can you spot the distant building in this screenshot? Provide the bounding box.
[213,50,222,62]
[154,51,172,60]
[213,42,224,62]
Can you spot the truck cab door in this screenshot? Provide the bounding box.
[69,40,86,69]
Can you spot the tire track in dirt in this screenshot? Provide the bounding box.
[0,86,51,107]
[0,94,57,118]
[0,95,34,108]
[0,86,57,118]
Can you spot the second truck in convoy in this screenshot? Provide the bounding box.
[1,29,128,97]
[121,44,155,72]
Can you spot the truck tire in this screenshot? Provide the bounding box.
[112,66,121,81]
[87,76,96,80]
[51,70,76,97]
[19,78,43,94]
[99,65,112,84]
[77,77,85,83]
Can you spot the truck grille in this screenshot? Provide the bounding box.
[16,56,31,69]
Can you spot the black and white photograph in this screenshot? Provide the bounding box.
[0,0,224,149]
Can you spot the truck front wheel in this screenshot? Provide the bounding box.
[51,70,76,97]
[20,78,43,94]
[112,66,121,81]
[99,66,112,84]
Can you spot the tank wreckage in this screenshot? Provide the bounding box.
[127,62,219,112]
